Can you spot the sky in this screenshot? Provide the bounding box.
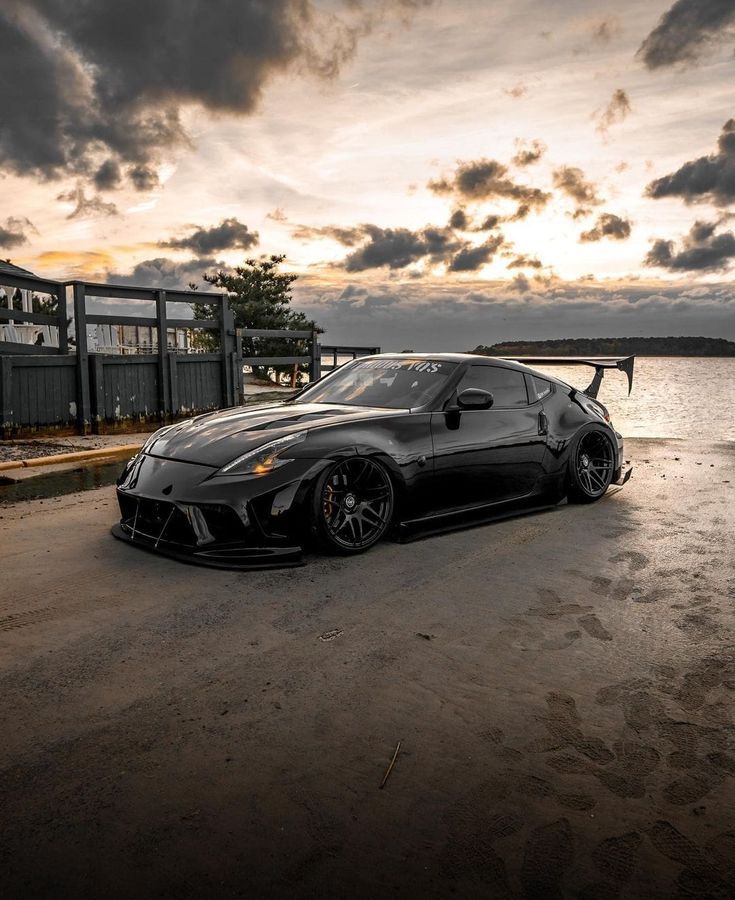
[1,0,735,349]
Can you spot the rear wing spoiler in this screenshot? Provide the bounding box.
[502,356,635,399]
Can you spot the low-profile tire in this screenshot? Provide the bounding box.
[567,427,616,504]
[311,456,394,554]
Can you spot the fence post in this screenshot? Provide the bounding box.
[155,290,171,421]
[73,282,91,434]
[57,283,68,354]
[89,353,105,433]
[220,295,237,407]
[310,331,321,382]
[233,327,243,405]
[0,356,13,436]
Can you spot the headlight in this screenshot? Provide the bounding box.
[218,430,308,476]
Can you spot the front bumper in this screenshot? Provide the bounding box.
[111,452,315,569]
[111,520,303,569]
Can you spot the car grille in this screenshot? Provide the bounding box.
[117,493,248,549]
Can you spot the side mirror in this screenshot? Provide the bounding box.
[456,388,494,410]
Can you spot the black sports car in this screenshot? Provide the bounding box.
[112,352,634,568]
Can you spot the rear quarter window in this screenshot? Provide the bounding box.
[530,376,554,401]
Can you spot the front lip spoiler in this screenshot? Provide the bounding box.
[111,522,304,570]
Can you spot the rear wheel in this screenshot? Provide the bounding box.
[312,457,394,554]
[568,428,615,503]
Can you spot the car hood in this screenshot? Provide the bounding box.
[144,402,402,467]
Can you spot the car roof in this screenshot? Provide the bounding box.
[359,351,539,375]
[358,352,574,392]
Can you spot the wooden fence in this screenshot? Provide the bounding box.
[0,270,382,435]
[0,273,236,435]
[320,344,381,373]
[239,327,321,383]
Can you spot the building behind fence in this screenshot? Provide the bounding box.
[0,265,379,436]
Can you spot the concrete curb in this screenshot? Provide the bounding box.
[0,443,141,472]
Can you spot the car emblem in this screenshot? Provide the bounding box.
[344,493,357,510]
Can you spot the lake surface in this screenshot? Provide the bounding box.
[531,357,735,441]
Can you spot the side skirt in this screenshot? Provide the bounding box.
[395,496,562,543]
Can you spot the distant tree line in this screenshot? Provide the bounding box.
[472,337,735,357]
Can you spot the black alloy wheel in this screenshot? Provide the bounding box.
[568,429,615,503]
[314,457,394,553]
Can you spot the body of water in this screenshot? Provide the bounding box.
[532,357,735,441]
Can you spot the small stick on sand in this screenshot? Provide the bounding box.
[379,741,401,789]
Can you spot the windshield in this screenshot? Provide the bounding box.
[295,358,457,409]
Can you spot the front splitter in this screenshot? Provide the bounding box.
[111,523,304,570]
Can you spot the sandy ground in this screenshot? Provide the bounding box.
[1,438,734,898]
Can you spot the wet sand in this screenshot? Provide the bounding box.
[1,438,733,897]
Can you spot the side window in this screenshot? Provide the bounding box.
[530,376,553,402]
[458,365,529,407]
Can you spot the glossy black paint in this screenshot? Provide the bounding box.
[113,352,627,568]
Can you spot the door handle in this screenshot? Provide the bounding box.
[538,412,548,435]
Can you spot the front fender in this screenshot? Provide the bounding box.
[286,413,434,520]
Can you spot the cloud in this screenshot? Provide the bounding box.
[56,185,118,219]
[552,166,603,217]
[448,208,469,229]
[645,119,735,206]
[580,213,632,242]
[429,158,550,216]
[0,1,431,191]
[292,224,367,246]
[502,83,528,98]
[129,164,160,192]
[341,224,463,271]
[108,256,227,290]
[477,214,501,231]
[510,273,531,293]
[0,216,36,249]
[589,17,622,45]
[638,0,735,69]
[594,88,631,136]
[160,218,260,254]
[573,16,623,54]
[448,236,504,272]
[93,159,122,191]
[507,254,543,269]
[506,203,534,221]
[309,219,508,273]
[645,219,735,271]
[511,140,546,167]
[266,208,287,223]
[32,249,116,279]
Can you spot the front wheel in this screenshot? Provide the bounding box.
[568,428,616,503]
[311,457,394,554]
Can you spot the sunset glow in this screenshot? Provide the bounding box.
[2,0,734,347]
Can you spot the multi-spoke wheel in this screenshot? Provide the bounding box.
[312,457,394,553]
[568,428,615,503]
